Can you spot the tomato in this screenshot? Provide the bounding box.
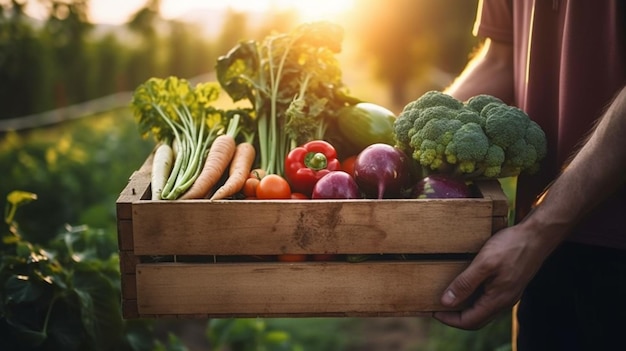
[242,177,260,198]
[277,254,308,262]
[249,168,266,180]
[256,174,291,199]
[290,192,309,200]
[341,155,358,177]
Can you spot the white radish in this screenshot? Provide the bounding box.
[151,142,174,200]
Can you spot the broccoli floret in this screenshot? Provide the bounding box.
[393,108,421,152]
[411,117,463,170]
[481,102,505,118]
[480,144,506,178]
[524,120,548,160]
[466,94,505,114]
[414,139,446,170]
[409,90,464,111]
[505,138,538,169]
[455,108,486,128]
[445,122,489,174]
[393,92,463,155]
[484,105,531,149]
[412,106,458,131]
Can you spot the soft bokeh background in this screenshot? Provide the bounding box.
[0,0,513,350]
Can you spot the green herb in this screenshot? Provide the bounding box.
[131,76,226,199]
[216,21,358,176]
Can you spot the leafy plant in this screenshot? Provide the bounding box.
[0,191,182,351]
[216,21,359,176]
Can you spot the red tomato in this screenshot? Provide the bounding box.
[341,155,358,177]
[277,254,308,262]
[256,174,292,199]
[242,177,260,198]
[290,192,309,200]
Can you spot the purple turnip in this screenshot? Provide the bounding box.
[353,143,412,199]
[312,171,361,199]
[411,174,471,199]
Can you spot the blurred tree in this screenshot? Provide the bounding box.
[91,33,128,94]
[166,20,195,78]
[165,20,214,79]
[43,0,94,106]
[126,0,162,86]
[0,1,55,119]
[215,9,249,57]
[348,0,479,108]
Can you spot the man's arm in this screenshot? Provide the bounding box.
[444,38,515,103]
[433,85,626,330]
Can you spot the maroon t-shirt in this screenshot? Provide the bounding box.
[476,0,626,249]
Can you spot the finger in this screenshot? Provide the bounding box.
[433,294,501,330]
[440,261,488,308]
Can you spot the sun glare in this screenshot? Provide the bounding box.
[161,0,356,22]
[23,0,356,25]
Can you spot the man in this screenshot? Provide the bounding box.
[432,1,626,349]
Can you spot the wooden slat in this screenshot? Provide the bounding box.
[475,180,509,217]
[131,199,494,256]
[115,153,153,220]
[136,261,469,317]
[122,299,140,319]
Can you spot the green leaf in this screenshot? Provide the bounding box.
[4,191,37,225]
[4,275,44,303]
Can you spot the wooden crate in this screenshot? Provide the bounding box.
[117,153,509,319]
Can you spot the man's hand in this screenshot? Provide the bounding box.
[432,222,551,330]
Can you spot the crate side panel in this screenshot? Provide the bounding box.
[136,261,468,316]
[116,153,153,219]
[132,200,493,255]
[475,180,509,217]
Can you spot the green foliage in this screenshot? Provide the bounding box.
[207,318,355,351]
[215,21,359,176]
[419,313,512,351]
[0,192,156,351]
[0,109,154,243]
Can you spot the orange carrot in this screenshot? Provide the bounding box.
[179,134,237,199]
[210,142,256,200]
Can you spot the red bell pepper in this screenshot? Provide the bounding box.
[284,140,341,196]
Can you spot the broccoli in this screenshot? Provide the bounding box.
[480,144,506,178]
[393,108,420,152]
[411,117,463,170]
[455,108,486,128]
[392,91,548,179]
[466,94,505,114]
[408,90,464,110]
[484,105,531,149]
[445,122,489,173]
[524,120,548,160]
[394,92,463,152]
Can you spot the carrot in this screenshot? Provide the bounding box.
[151,142,174,200]
[179,133,237,199]
[210,142,256,200]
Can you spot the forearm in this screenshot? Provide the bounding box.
[522,86,626,251]
[444,39,515,104]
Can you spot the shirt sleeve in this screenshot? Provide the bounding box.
[473,0,514,43]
